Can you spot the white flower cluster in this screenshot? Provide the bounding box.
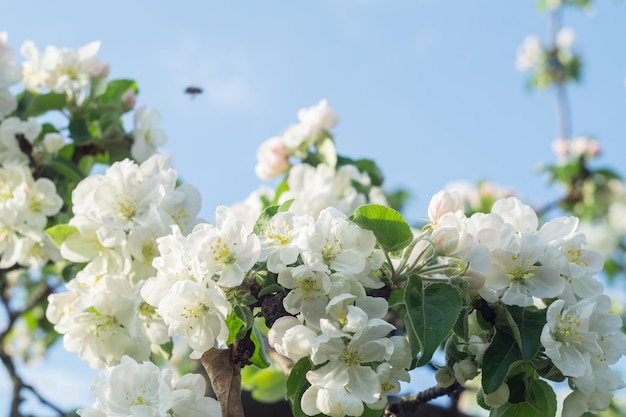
[0,117,63,268]
[263,207,410,416]
[515,28,576,77]
[244,100,387,223]
[2,34,166,163]
[279,163,386,218]
[542,295,626,417]
[0,32,21,118]
[78,356,221,417]
[255,99,339,180]
[425,191,604,307]
[424,191,626,415]
[141,206,260,358]
[21,39,107,96]
[131,106,168,163]
[552,136,601,162]
[46,154,202,368]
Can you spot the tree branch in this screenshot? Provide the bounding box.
[383,382,462,417]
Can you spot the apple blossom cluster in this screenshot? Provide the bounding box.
[0,32,21,118]
[516,28,574,72]
[78,356,221,417]
[515,27,580,88]
[0,117,63,268]
[46,154,202,368]
[255,99,338,180]
[132,106,168,163]
[258,207,410,416]
[552,136,601,162]
[243,100,387,222]
[423,191,626,416]
[444,180,517,214]
[2,34,167,163]
[141,205,260,358]
[21,39,108,100]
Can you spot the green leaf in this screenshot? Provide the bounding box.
[45,224,78,248]
[482,330,522,395]
[248,324,270,369]
[225,307,253,345]
[505,306,546,361]
[388,289,404,307]
[272,180,290,205]
[241,366,288,403]
[69,119,94,145]
[286,357,315,417]
[257,283,285,298]
[253,205,280,235]
[98,79,138,105]
[19,91,67,118]
[351,204,413,252]
[62,262,86,282]
[490,379,556,417]
[278,199,294,212]
[404,275,463,366]
[354,159,384,186]
[48,156,86,182]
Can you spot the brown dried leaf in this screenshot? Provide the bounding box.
[201,347,244,417]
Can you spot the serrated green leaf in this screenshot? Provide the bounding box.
[45,224,78,248]
[482,330,522,395]
[404,275,463,366]
[351,204,413,252]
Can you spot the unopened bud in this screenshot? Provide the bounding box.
[42,133,65,153]
[484,383,510,408]
[435,367,456,388]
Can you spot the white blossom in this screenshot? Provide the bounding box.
[78,356,221,417]
[131,106,167,163]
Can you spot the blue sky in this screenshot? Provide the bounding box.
[3,0,626,414]
[5,1,626,223]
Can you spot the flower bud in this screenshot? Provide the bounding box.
[435,367,456,388]
[453,358,478,385]
[428,190,463,224]
[484,383,510,408]
[42,132,65,153]
[122,88,137,110]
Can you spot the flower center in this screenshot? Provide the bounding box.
[298,276,319,294]
[266,221,293,246]
[505,257,538,281]
[339,346,362,368]
[555,313,583,347]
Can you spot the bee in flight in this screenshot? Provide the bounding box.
[184,86,203,98]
